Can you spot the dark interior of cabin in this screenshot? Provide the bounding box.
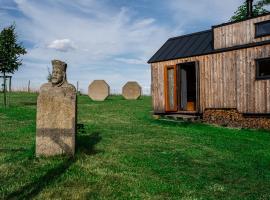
[178,62,196,111]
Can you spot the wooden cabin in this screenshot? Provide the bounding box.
[148,13,270,129]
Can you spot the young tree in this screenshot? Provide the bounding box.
[47,66,52,82]
[230,0,270,22]
[0,25,26,107]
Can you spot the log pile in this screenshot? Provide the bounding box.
[203,109,270,130]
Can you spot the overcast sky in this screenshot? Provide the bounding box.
[0,0,248,93]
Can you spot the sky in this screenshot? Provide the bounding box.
[0,0,252,94]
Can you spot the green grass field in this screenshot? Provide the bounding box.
[0,92,270,200]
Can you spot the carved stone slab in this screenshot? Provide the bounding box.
[88,80,110,101]
[122,81,141,100]
[36,60,76,157]
[36,84,76,157]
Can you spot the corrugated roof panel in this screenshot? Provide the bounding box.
[166,36,192,60]
[196,33,213,54]
[173,36,194,58]
[180,35,202,57]
[184,31,211,56]
[194,34,211,54]
[166,36,189,59]
[148,30,213,63]
[159,38,182,61]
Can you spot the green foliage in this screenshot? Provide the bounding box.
[0,93,270,199]
[0,24,26,74]
[0,25,26,107]
[257,0,270,6]
[47,67,52,82]
[230,0,270,22]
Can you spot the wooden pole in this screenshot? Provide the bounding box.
[3,71,6,108]
[28,80,30,93]
[9,77,11,92]
[76,81,79,93]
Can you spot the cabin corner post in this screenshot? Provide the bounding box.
[150,64,155,112]
[195,61,201,113]
[151,64,160,113]
[151,63,166,114]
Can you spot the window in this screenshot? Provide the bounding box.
[255,20,270,38]
[256,58,270,80]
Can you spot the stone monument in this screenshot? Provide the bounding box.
[88,80,110,101]
[36,60,77,157]
[122,81,141,100]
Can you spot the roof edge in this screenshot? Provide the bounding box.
[147,38,171,64]
[212,12,270,29]
[168,29,212,41]
[148,39,270,64]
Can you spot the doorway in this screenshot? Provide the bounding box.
[178,62,198,112]
[164,62,199,113]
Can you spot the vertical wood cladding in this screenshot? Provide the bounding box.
[151,63,165,113]
[151,45,270,114]
[214,15,270,49]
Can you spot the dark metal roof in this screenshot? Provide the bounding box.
[148,30,213,63]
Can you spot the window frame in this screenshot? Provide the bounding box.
[255,20,270,38]
[255,57,270,80]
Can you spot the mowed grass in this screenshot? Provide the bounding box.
[0,92,270,200]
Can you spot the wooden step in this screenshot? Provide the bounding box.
[158,114,200,122]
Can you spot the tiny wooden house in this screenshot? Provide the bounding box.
[148,12,270,129]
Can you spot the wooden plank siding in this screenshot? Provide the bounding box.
[151,44,270,114]
[151,63,165,113]
[214,15,270,49]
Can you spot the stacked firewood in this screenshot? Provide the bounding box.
[203,109,270,130]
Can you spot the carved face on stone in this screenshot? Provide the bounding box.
[51,60,67,86]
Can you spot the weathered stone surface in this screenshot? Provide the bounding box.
[88,80,110,101]
[122,81,141,100]
[36,60,77,157]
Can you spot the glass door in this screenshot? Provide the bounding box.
[164,65,177,112]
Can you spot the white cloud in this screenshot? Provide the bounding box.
[115,58,145,65]
[47,39,75,52]
[3,0,248,94]
[167,0,243,29]
[3,0,173,93]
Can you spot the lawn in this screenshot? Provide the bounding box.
[0,92,270,200]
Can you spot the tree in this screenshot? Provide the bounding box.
[0,25,26,107]
[47,66,52,82]
[230,0,270,22]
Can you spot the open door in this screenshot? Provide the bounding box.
[179,62,199,112]
[164,65,177,112]
[180,66,187,110]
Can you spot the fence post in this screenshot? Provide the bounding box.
[28,80,30,93]
[9,77,11,92]
[3,72,7,108]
